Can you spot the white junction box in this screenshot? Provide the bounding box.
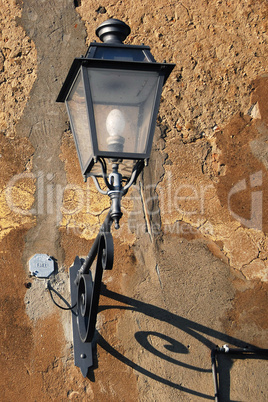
[29,254,54,278]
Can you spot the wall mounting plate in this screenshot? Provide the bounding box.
[70,256,93,377]
[29,254,54,278]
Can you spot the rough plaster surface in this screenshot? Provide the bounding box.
[0,0,267,401]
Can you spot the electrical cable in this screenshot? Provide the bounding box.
[47,280,77,311]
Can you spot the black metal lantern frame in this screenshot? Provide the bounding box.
[58,59,171,176]
[56,19,175,377]
[57,24,174,180]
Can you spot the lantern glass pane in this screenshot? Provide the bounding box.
[66,70,92,170]
[87,68,159,156]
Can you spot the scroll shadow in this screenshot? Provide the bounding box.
[91,286,257,400]
[135,331,210,372]
[97,331,214,400]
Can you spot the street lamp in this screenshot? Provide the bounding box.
[57,18,174,377]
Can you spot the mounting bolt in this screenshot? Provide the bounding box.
[80,353,86,359]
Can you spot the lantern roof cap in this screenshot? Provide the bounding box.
[96,19,131,44]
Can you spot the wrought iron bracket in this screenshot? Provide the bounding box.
[69,160,144,376]
[70,211,114,377]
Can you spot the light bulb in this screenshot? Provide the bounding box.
[106,109,125,137]
[106,109,126,153]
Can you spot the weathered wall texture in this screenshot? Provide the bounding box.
[0,0,267,400]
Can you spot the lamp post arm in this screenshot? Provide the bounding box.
[99,158,113,190]
[74,209,113,285]
[122,160,144,195]
[100,209,113,232]
[91,175,108,195]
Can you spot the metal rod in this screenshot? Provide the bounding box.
[211,349,219,402]
[101,209,113,232]
[211,346,268,401]
[122,160,144,194]
[75,234,100,283]
[75,210,112,284]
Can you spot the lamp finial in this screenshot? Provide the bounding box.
[96,19,131,44]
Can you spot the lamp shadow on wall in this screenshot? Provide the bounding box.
[89,285,259,400]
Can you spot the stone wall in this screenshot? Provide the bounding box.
[0,0,267,400]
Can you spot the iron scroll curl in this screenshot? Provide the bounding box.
[77,231,114,344]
